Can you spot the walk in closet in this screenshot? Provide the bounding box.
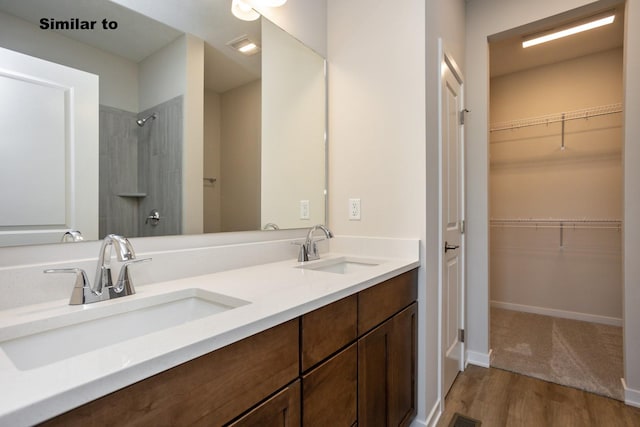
[488,4,624,400]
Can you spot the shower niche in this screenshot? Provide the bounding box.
[99,96,183,238]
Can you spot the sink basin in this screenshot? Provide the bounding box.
[0,289,249,371]
[296,257,381,274]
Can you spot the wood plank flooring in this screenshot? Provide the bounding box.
[438,365,640,427]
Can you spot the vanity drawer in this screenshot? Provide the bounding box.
[301,294,357,372]
[358,269,418,335]
[42,319,299,427]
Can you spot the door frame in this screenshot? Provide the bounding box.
[438,39,466,405]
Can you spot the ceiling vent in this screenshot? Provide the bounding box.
[227,35,261,56]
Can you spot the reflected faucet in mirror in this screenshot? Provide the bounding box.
[44,234,151,305]
[61,230,84,243]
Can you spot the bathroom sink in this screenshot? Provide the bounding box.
[296,257,381,274]
[0,289,249,371]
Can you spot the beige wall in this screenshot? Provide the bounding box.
[327,0,466,423]
[220,80,261,232]
[138,35,188,112]
[623,0,640,406]
[261,19,326,230]
[139,34,204,235]
[182,34,205,235]
[204,90,222,233]
[250,0,327,57]
[490,49,623,323]
[491,49,622,218]
[0,10,138,112]
[328,1,425,239]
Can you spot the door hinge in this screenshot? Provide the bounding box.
[459,329,465,343]
[460,220,465,234]
[459,108,470,125]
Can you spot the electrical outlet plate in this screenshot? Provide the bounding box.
[300,200,310,220]
[349,198,361,220]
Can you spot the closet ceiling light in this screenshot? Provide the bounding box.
[231,0,260,21]
[522,14,615,48]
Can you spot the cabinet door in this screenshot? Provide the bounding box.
[302,343,357,427]
[228,380,300,427]
[389,303,417,426]
[358,319,391,426]
[358,303,417,427]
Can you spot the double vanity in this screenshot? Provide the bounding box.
[0,234,419,426]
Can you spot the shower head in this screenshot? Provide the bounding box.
[136,113,157,127]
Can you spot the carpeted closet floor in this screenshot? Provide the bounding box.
[490,307,623,400]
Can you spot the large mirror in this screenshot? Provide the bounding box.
[0,0,326,247]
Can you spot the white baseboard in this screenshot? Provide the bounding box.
[466,349,492,368]
[410,418,428,427]
[490,300,622,327]
[413,399,441,427]
[622,378,640,408]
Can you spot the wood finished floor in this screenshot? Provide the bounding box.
[437,365,640,427]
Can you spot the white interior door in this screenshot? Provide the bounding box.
[441,51,465,396]
[0,47,98,246]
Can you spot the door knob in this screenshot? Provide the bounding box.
[444,241,460,253]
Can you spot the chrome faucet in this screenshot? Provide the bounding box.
[44,234,150,305]
[297,224,334,262]
[94,234,136,295]
[61,230,84,242]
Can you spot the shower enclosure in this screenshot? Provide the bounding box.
[99,96,183,238]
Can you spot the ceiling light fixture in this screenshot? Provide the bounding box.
[231,0,260,21]
[522,13,615,48]
[227,35,261,56]
[262,0,288,6]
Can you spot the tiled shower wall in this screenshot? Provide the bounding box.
[137,96,183,237]
[99,96,183,238]
[99,106,139,237]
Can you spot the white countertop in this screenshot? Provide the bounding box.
[0,249,419,426]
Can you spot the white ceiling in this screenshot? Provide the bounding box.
[489,3,625,78]
[0,0,262,93]
[6,1,623,91]
[109,0,263,93]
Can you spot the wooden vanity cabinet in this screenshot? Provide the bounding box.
[300,294,358,426]
[42,319,299,427]
[357,269,418,427]
[300,269,417,427]
[42,269,418,427]
[358,303,417,427]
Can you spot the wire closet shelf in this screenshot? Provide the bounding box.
[490,218,622,230]
[489,103,623,133]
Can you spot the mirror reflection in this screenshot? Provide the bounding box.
[0,0,326,247]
